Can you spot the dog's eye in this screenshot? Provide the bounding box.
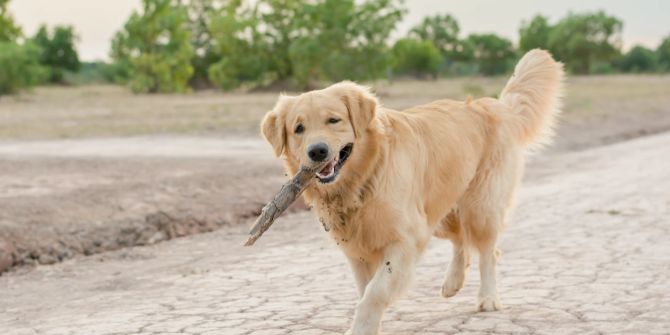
[328,118,340,124]
[295,124,304,134]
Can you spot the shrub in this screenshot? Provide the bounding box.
[0,42,46,95]
[616,46,658,73]
[657,35,670,72]
[391,38,441,78]
[111,0,194,93]
[466,34,516,75]
[0,0,21,42]
[31,25,80,83]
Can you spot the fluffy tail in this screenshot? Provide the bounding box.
[500,49,564,149]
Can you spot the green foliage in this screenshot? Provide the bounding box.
[206,0,404,90]
[66,61,117,84]
[519,15,551,52]
[187,0,227,87]
[391,38,441,78]
[285,0,405,88]
[657,35,670,72]
[466,33,516,75]
[0,0,21,42]
[616,45,658,73]
[31,25,80,83]
[111,0,194,93]
[546,11,623,74]
[0,42,46,95]
[407,14,476,76]
[207,1,269,90]
[408,14,473,63]
[101,6,670,92]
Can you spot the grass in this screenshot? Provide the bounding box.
[1,75,669,140]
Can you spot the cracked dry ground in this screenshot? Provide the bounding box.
[2,132,670,335]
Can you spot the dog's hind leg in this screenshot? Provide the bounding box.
[460,149,522,312]
[435,211,471,298]
[459,204,504,312]
[475,234,503,312]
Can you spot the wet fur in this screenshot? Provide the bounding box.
[261,50,564,334]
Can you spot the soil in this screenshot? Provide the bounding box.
[1,76,670,274]
[0,139,309,273]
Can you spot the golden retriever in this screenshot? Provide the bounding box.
[260,49,564,334]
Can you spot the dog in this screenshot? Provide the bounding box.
[260,49,564,334]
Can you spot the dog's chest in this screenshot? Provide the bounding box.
[312,198,391,258]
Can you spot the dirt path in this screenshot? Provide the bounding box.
[2,76,670,273]
[1,131,669,335]
[0,137,303,272]
[2,100,670,274]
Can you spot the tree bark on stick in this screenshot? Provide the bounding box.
[244,164,323,246]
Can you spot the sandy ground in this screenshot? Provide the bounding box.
[0,131,668,335]
[0,138,307,271]
[2,76,670,273]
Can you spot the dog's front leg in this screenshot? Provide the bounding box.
[347,256,373,298]
[347,242,418,335]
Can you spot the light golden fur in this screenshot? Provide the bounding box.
[261,49,564,334]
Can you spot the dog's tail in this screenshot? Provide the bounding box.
[499,49,564,150]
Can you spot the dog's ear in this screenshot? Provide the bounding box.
[261,94,294,157]
[326,81,378,138]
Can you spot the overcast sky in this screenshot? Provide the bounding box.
[9,0,670,61]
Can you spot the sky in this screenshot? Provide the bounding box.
[9,0,670,61]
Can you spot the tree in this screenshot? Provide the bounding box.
[111,0,194,93]
[186,0,230,87]
[208,0,404,90]
[547,11,623,74]
[657,35,670,72]
[0,42,46,95]
[408,14,471,61]
[0,0,21,42]
[286,0,405,88]
[519,15,551,52]
[616,45,658,73]
[207,1,269,90]
[391,38,441,78]
[32,25,80,83]
[466,33,516,75]
[256,0,304,83]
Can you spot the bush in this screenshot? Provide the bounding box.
[204,0,404,90]
[111,0,194,93]
[547,11,623,74]
[519,15,551,52]
[31,25,80,83]
[206,4,270,90]
[0,0,21,42]
[657,35,670,72]
[616,46,658,73]
[0,42,46,95]
[391,38,441,78]
[66,61,119,84]
[466,34,516,75]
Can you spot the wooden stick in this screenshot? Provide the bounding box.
[243,164,323,246]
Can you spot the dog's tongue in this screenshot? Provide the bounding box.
[317,160,336,179]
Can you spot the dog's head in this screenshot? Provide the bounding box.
[261,81,378,186]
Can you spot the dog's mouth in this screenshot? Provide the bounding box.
[316,143,353,184]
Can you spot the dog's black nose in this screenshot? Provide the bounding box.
[307,143,329,162]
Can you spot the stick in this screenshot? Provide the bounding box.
[243,164,323,246]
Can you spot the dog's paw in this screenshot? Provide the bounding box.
[477,296,502,312]
[441,275,464,298]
